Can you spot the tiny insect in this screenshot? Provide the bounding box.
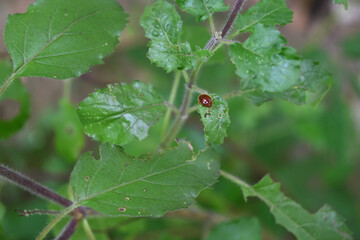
[198,94,213,107]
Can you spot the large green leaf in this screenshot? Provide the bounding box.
[229,24,332,105]
[207,217,262,240]
[140,0,197,72]
[234,0,293,36]
[70,140,220,216]
[197,94,230,145]
[222,172,353,240]
[77,81,166,146]
[0,60,30,139]
[175,0,229,22]
[54,98,84,162]
[4,0,127,79]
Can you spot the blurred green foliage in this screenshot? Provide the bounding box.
[0,0,359,239]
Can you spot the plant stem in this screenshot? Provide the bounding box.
[159,62,202,148]
[82,219,96,240]
[161,71,181,139]
[36,203,79,240]
[182,71,190,82]
[16,209,60,216]
[221,0,245,38]
[220,170,251,189]
[56,218,79,240]
[208,15,216,36]
[223,88,257,99]
[63,78,73,101]
[0,165,73,207]
[0,73,16,96]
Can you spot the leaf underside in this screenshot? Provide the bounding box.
[241,175,353,240]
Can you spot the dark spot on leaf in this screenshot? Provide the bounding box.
[117,207,126,212]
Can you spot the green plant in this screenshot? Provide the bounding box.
[0,0,354,239]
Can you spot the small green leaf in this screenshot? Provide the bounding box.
[70,140,220,216]
[5,0,127,79]
[0,60,30,139]
[77,81,166,146]
[140,0,197,72]
[207,217,262,240]
[240,175,353,240]
[147,40,197,72]
[175,0,229,22]
[229,24,332,105]
[234,0,293,35]
[197,94,230,145]
[54,98,84,162]
[334,0,348,9]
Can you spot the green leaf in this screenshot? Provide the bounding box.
[197,94,230,145]
[0,60,30,139]
[228,24,332,105]
[207,217,262,240]
[70,140,220,216]
[334,0,348,9]
[234,174,353,240]
[54,98,85,162]
[174,0,229,22]
[234,0,293,35]
[77,81,166,146]
[140,0,197,72]
[4,0,127,79]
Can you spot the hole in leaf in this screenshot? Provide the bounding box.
[0,99,20,121]
[117,207,126,212]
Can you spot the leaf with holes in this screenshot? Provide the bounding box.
[77,81,166,146]
[70,140,220,216]
[4,0,127,79]
[54,98,84,162]
[0,59,30,139]
[239,175,353,240]
[234,0,293,36]
[197,94,230,145]
[229,24,332,105]
[175,0,229,22]
[140,0,198,72]
[207,217,262,240]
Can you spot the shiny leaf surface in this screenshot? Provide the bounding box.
[70,140,220,216]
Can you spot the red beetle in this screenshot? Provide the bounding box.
[198,94,213,107]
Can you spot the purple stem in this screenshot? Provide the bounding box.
[221,0,245,38]
[55,218,79,240]
[0,165,73,207]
